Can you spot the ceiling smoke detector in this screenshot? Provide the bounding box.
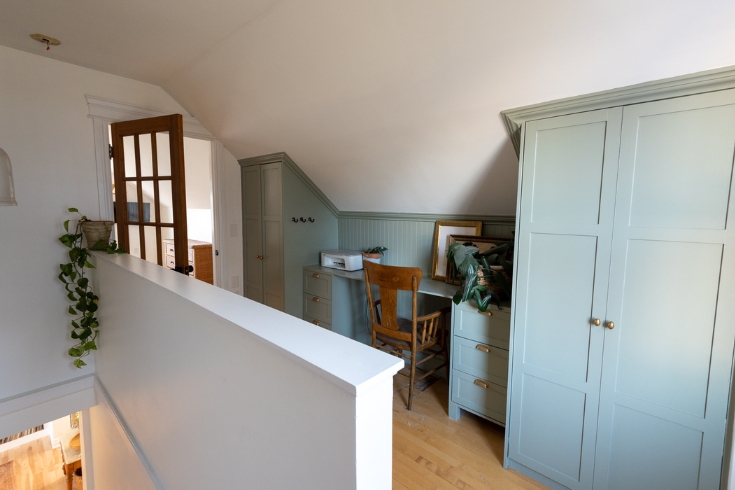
[30,33,61,50]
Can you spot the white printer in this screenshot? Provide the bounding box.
[320,250,364,271]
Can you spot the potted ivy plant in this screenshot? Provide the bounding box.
[58,208,124,367]
[362,246,388,264]
[446,238,513,313]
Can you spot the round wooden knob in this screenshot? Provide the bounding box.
[605,321,615,330]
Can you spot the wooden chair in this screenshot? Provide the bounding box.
[363,261,450,411]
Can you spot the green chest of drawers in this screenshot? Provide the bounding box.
[448,300,511,426]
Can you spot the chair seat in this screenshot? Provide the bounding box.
[376,317,436,351]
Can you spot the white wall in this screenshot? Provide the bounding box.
[91,252,400,489]
[0,45,189,405]
[219,142,243,294]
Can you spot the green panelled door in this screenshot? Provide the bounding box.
[508,108,623,489]
[592,90,735,490]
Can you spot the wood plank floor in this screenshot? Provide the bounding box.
[0,437,66,490]
[392,376,547,490]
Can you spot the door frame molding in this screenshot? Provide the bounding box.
[86,96,226,288]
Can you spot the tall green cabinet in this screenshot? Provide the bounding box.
[504,76,735,489]
[239,153,338,318]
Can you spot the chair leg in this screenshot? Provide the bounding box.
[407,350,417,411]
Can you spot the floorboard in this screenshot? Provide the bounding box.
[392,377,547,490]
[0,437,67,490]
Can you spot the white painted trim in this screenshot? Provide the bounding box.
[0,375,96,440]
[212,141,228,288]
[0,426,50,452]
[92,117,114,221]
[85,96,212,138]
[80,409,94,489]
[93,378,163,489]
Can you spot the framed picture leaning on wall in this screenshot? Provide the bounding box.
[431,220,482,280]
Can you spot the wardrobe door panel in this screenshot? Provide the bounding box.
[242,166,263,302]
[628,104,735,230]
[508,108,622,490]
[531,121,608,225]
[594,90,735,490]
[524,233,598,381]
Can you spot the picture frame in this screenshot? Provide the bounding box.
[444,235,511,285]
[431,220,482,281]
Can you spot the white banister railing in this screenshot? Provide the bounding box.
[90,253,401,490]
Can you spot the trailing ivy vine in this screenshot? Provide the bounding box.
[58,208,124,368]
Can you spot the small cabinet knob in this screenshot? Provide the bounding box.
[313,273,320,278]
[312,297,320,302]
[592,318,601,326]
[256,255,264,260]
[605,321,615,330]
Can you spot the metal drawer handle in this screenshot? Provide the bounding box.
[312,297,320,302]
[474,379,489,389]
[313,273,320,278]
[480,310,493,317]
[312,320,320,326]
[475,344,490,353]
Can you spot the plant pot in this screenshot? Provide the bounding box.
[80,221,113,251]
[362,252,381,264]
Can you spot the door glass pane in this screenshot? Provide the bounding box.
[139,133,153,177]
[141,181,156,223]
[159,180,173,223]
[156,132,171,177]
[128,225,141,258]
[144,226,158,264]
[161,227,174,269]
[125,182,139,222]
[123,136,137,178]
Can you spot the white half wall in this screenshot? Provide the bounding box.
[91,252,401,489]
[0,45,188,404]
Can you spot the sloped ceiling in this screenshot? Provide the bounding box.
[3,1,735,214]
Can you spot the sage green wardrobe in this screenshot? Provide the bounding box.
[239,153,338,317]
[505,80,735,490]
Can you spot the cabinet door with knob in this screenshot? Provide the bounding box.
[242,162,284,311]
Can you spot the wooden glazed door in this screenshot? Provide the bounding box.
[508,108,623,489]
[110,115,189,273]
[592,91,735,489]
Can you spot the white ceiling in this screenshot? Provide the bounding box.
[4,0,735,214]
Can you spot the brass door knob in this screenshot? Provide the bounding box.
[312,297,320,302]
[313,273,320,278]
[605,321,615,330]
[256,255,264,260]
[592,318,601,326]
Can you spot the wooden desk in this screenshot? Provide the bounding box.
[302,264,511,426]
[60,430,81,490]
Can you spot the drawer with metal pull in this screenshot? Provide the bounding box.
[451,369,507,425]
[452,336,509,387]
[303,293,332,323]
[303,271,332,299]
[453,300,511,349]
[303,315,332,331]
